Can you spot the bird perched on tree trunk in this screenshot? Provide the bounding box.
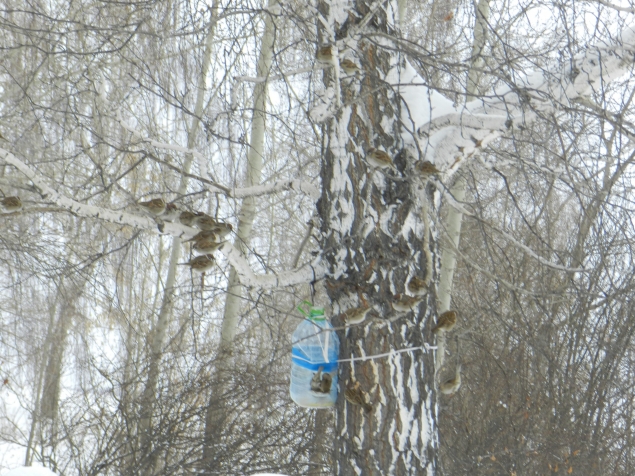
[0,196,22,213]
[340,59,360,75]
[407,276,428,296]
[179,254,215,273]
[440,365,462,395]
[339,305,372,326]
[138,198,166,216]
[431,310,457,333]
[366,147,396,170]
[392,294,423,312]
[316,45,335,63]
[344,381,372,412]
[414,160,440,177]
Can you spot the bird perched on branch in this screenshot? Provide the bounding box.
[392,294,423,312]
[339,305,372,326]
[211,222,233,238]
[179,254,215,273]
[407,277,428,296]
[310,367,332,394]
[366,148,397,170]
[193,239,225,254]
[440,365,462,395]
[316,45,335,63]
[179,211,197,226]
[185,230,219,243]
[431,310,457,333]
[0,196,22,213]
[340,59,360,75]
[344,382,372,412]
[138,198,166,216]
[414,160,440,177]
[162,203,179,221]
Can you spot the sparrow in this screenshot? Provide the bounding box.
[162,203,180,221]
[392,294,423,312]
[310,367,332,394]
[1,196,22,213]
[184,230,219,243]
[407,277,428,296]
[179,211,198,226]
[316,45,334,63]
[138,198,166,216]
[210,222,233,238]
[344,382,372,412]
[440,365,462,395]
[414,160,440,176]
[339,305,372,325]
[192,239,225,254]
[366,148,396,170]
[179,254,215,273]
[431,310,457,333]
[340,59,360,74]
[195,213,218,231]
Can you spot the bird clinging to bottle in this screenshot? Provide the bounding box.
[440,365,462,395]
[138,198,166,216]
[0,196,22,213]
[392,294,423,312]
[366,148,397,170]
[414,160,440,177]
[431,310,457,333]
[316,45,334,63]
[344,382,372,412]
[310,367,332,394]
[407,277,428,297]
[340,59,360,75]
[179,254,215,273]
[339,305,372,326]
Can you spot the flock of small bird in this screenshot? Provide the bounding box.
[137,198,233,274]
[316,45,441,178]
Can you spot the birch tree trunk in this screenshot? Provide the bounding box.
[317,1,437,473]
[138,6,219,472]
[436,0,490,369]
[202,0,276,466]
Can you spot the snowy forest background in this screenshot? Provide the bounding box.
[2,0,635,474]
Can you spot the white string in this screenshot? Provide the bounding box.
[337,344,437,363]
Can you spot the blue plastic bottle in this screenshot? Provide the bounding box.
[290,303,340,408]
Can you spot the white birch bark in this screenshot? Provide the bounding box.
[138,6,220,468]
[220,0,277,351]
[436,0,490,369]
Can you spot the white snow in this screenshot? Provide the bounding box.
[2,467,57,476]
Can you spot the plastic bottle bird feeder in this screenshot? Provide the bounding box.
[290,302,340,408]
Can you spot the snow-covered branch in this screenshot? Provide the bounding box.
[2,148,321,288]
[0,148,194,237]
[219,242,325,288]
[397,25,635,171]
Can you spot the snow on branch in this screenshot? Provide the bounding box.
[2,148,322,288]
[0,149,193,236]
[396,25,635,172]
[219,242,325,288]
[121,120,320,201]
